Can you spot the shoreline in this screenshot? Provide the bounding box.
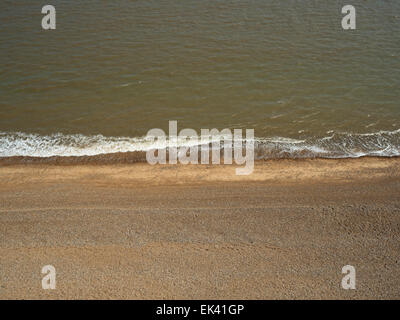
[0,152,399,166]
[0,157,399,186]
[0,158,399,299]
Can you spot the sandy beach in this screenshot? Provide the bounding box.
[0,157,399,299]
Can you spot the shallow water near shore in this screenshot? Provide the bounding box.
[1,1,399,158]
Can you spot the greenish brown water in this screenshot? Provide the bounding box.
[1,0,399,158]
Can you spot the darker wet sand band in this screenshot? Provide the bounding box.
[0,158,399,299]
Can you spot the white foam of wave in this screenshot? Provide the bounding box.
[0,132,232,157]
[253,129,400,159]
[0,130,399,159]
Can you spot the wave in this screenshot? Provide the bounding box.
[0,130,399,160]
[254,129,400,159]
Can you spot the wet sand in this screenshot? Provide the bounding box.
[0,158,399,299]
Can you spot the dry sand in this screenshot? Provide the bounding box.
[0,158,399,299]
